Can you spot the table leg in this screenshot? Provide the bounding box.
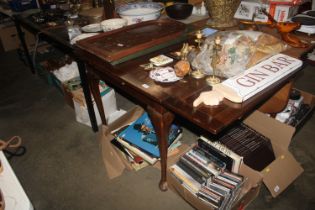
[87,70,107,125]
[77,60,98,132]
[14,19,35,74]
[147,106,174,191]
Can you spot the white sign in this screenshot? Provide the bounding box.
[215,54,302,103]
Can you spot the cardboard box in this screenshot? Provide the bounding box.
[273,89,315,131]
[243,111,304,198]
[99,105,187,178]
[167,110,304,210]
[234,1,298,22]
[273,4,298,22]
[100,106,304,209]
[73,87,124,127]
[99,105,145,179]
[166,141,263,210]
[167,164,262,210]
[0,24,35,52]
[36,61,54,86]
[51,74,75,108]
[293,90,315,131]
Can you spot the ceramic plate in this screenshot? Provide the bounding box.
[81,23,102,33]
[149,67,181,83]
[70,33,99,45]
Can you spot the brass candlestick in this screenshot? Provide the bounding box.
[180,42,190,61]
[191,30,205,79]
[195,30,203,49]
[206,36,221,86]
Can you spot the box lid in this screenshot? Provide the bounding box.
[99,106,144,179]
[261,150,303,197]
[243,110,303,197]
[243,110,295,150]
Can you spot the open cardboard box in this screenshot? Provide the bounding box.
[167,149,263,210]
[293,89,315,131]
[99,105,190,178]
[167,109,304,210]
[100,106,304,209]
[168,166,262,210]
[243,110,304,198]
[99,105,144,179]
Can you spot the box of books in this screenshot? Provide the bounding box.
[167,142,263,210]
[99,105,184,179]
[167,109,304,210]
[99,105,145,179]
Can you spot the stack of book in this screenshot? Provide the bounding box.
[170,138,245,209]
[110,112,182,170]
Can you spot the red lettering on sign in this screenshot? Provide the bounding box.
[261,65,279,73]
[236,78,256,87]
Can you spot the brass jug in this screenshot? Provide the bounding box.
[205,0,240,28]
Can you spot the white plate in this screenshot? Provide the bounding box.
[70,33,99,45]
[149,67,181,83]
[81,23,102,33]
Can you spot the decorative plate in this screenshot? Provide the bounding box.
[81,23,102,33]
[149,67,181,83]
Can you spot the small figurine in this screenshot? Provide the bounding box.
[193,90,224,107]
[206,35,222,85]
[180,43,190,60]
[175,43,192,77]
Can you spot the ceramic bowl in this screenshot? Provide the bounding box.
[100,18,127,32]
[165,3,193,20]
[116,2,164,25]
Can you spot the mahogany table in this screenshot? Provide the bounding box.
[75,19,315,191]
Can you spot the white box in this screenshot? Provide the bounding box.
[234,1,298,22]
[73,88,126,127]
[0,151,34,210]
[274,5,298,22]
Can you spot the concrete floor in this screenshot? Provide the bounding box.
[0,50,314,210]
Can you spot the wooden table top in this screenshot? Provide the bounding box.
[76,18,315,134]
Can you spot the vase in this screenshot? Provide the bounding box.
[205,0,240,28]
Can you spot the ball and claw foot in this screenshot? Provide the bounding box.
[159,181,168,191]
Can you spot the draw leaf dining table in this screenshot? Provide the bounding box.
[75,18,315,191]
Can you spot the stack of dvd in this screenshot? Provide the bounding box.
[216,122,275,171]
[170,141,245,209]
